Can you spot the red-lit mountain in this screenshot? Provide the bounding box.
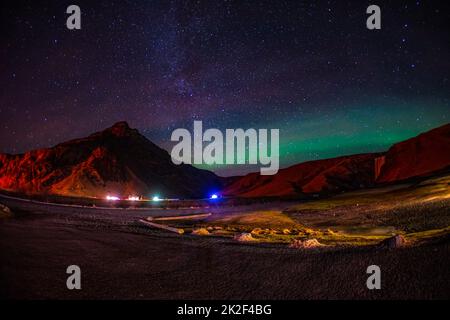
[1,122,449,199]
[223,123,450,197]
[222,153,379,197]
[0,122,221,199]
[375,123,450,183]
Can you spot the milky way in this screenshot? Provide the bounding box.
[1,0,449,175]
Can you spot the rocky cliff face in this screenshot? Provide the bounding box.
[375,124,450,183]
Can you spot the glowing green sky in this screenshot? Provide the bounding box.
[196,97,449,176]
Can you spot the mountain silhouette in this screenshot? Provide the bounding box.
[1,122,449,199]
[0,122,221,198]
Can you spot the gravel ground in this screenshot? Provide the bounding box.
[0,195,449,300]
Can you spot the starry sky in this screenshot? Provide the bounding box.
[1,0,449,176]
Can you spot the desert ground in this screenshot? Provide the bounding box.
[0,174,449,299]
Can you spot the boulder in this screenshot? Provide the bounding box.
[192,228,210,236]
[250,228,263,235]
[379,235,407,248]
[0,203,12,218]
[289,238,323,249]
[233,233,256,242]
[303,228,317,236]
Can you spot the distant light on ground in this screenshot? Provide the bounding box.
[106,195,120,201]
[127,196,139,201]
[210,194,219,199]
[152,196,161,202]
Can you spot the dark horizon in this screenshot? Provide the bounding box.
[1,120,448,178]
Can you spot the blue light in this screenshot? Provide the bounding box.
[210,194,218,199]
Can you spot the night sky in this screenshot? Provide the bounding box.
[1,0,449,176]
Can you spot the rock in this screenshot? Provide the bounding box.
[326,228,337,235]
[379,235,407,248]
[0,204,12,218]
[303,228,316,236]
[192,228,210,236]
[233,233,256,242]
[250,228,263,235]
[211,229,230,236]
[289,238,323,249]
